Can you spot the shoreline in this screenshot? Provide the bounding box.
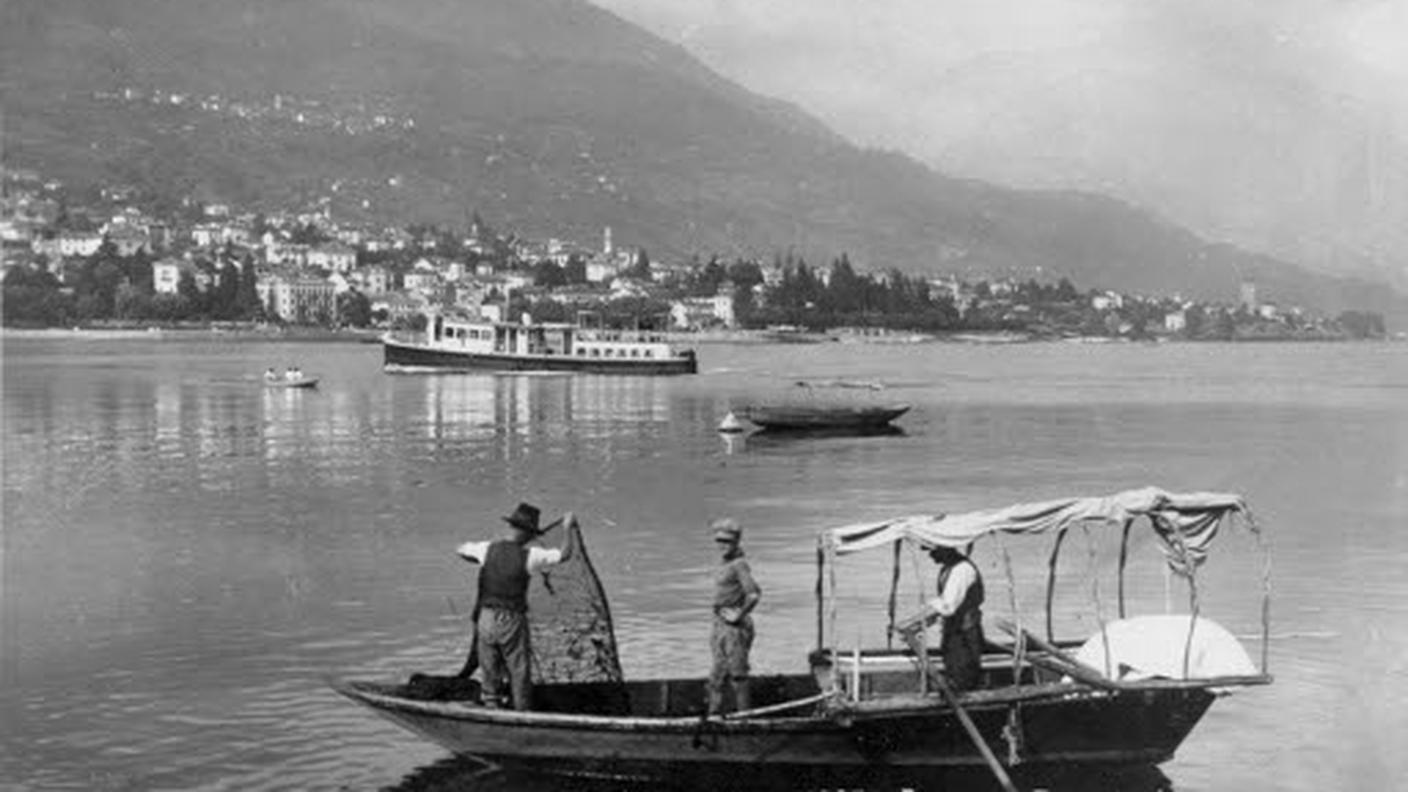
[0,325,384,342]
[2,326,1385,344]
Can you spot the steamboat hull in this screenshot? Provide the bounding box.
[383,338,698,375]
[334,678,1218,787]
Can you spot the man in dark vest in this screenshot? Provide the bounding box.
[457,502,579,710]
[927,544,985,691]
[896,544,986,692]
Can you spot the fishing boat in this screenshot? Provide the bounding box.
[332,487,1271,789]
[382,309,697,375]
[732,379,909,431]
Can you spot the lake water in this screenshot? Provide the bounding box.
[2,334,1406,791]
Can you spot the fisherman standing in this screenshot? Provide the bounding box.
[896,544,986,691]
[707,518,762,715]
[457,503,579,710]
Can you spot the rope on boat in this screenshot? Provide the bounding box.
[993,618,1122,692]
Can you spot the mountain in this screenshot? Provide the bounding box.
[4,0,1405,322]
[594,1,1408,295]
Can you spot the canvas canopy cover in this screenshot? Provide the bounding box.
[821,487,1254,573]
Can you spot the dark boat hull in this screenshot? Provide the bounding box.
[332,675,1218,786]
[383,338,697,375]
[742,404,910,430]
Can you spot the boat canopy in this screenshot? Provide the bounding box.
[814,487,1270,674]
[821,487,1253,571]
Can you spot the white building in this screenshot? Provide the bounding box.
[191,223,225,248]
[669,294,735,329]
[586,256,620,284]
[151,257,187,295]
[1091,292,1124,311]
[306,242,356,273]
[57,231,103,257]
[403,270,440,294]
[257,272,337,324]
[356,265,391,295]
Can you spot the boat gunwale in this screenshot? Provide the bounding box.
[332,671,1270,732]
[742,404,912,429]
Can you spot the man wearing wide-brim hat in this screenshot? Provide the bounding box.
[708,517,762,715]
[457,502,580,710]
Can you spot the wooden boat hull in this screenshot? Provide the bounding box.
[332,675,1221,786]
[742,404,910,430]
[383,337,698,375]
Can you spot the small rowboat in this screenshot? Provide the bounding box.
[264,376,319,389]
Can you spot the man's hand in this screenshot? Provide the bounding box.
[718,606,744,625]
[558,512,582,563]
[893,606,938,635]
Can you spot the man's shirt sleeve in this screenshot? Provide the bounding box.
[526,546,563,574]
[926,562,976,616]
[457,540,490,564]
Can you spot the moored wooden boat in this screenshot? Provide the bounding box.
[739,403,911,430]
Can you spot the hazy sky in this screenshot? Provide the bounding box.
[591,0,1408,278]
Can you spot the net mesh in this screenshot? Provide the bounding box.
[407,524,626,706]
[527,525,625,686]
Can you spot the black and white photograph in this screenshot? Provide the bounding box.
[2,1,1405,790]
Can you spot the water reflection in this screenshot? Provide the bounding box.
[402,374,676,442]
[385,756,1174,792]
[717,425,907,456]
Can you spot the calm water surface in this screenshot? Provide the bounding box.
[2,335,1406,791]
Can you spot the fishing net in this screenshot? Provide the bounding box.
[406,523,625,707]
[526,524,625,687]
[408,524,627,701]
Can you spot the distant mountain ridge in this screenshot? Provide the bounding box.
[4,0,1404,321]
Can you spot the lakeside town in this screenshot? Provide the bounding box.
[1,166,1389,342]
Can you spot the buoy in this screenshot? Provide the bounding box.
[718,411,745,433]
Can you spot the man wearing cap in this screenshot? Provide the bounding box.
[457,502,579,710]
[708,517,762,715]
[895,544,985,692]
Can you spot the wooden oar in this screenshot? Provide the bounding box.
[718,692,834,721]
[899,630,1019,792]
[993,618,1122,691]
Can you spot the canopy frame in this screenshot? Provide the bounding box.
[813,487,1272,686]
